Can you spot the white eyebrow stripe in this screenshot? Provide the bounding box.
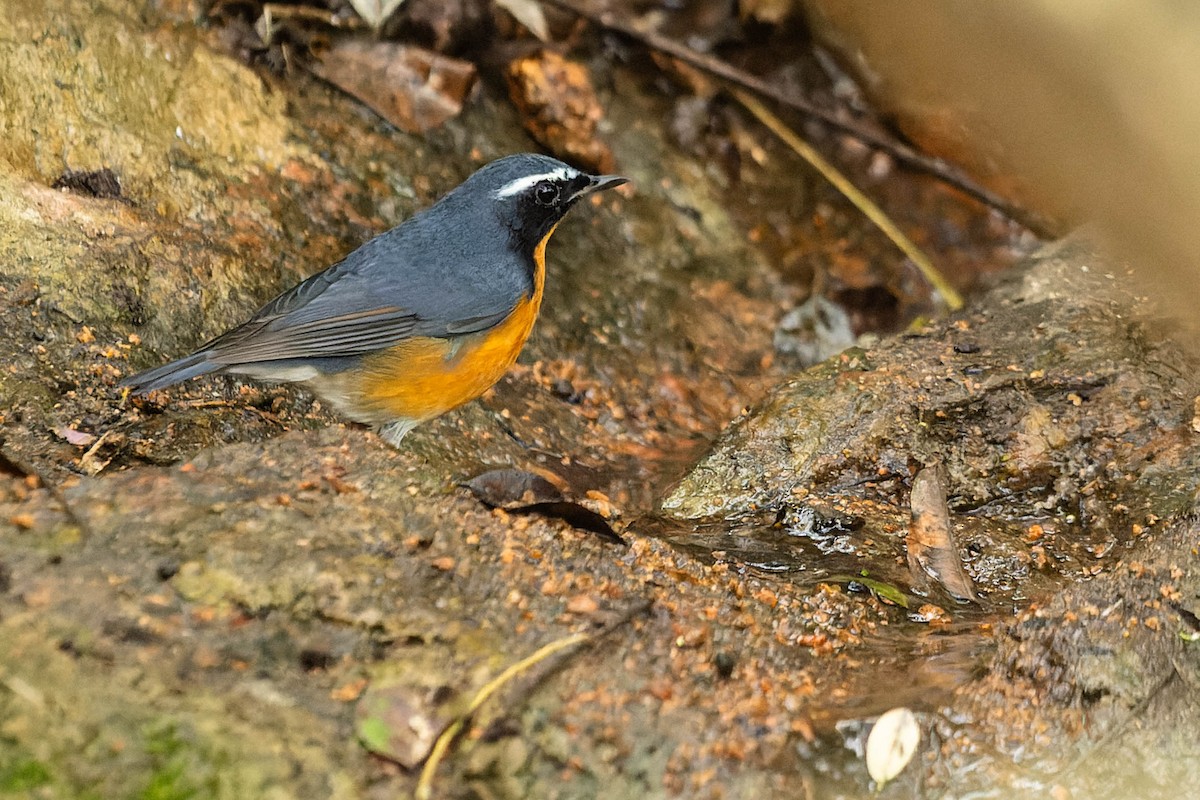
[494,167,580,198]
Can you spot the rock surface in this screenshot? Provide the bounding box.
[664,237,1200,795]
[2,0,1195,798]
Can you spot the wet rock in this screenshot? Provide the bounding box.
[0,0,295,208]
[665,239,1199,590]
[0,0,824,794]
[927,515,1200,796]
[664,237,1200,795]
[0,422,901,798]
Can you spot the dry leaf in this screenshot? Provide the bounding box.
[463,469,624,545]
[309,41,476,134]
[865,707,920,787]
[347,0,406,29]
[907,461,979,602]
[495,0,549,41]
[57,426,97,447]
[464,468,563,507]
[356,681,463,769]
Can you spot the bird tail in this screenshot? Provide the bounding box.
[121,352,218,394]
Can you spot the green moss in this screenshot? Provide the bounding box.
[139,764,198,800]
[0,757,52,791]
[356,716,392,755]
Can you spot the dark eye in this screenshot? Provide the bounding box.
[534,182,559,206]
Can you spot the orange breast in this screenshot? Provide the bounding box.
[353,226,553,422]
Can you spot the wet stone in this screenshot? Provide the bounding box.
[665,239,1200,592]
[663,237,1200,796]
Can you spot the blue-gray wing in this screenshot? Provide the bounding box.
[200,219,532,366]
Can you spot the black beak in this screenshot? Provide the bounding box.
[572,174,628,200]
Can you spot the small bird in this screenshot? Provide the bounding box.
[123,154,627,445]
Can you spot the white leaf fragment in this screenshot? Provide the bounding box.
[865,706,920,788]
[347,0,406,29]
[495,0,550,41]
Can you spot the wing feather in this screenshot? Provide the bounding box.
[206,306,419,364]
[174,201,532,370]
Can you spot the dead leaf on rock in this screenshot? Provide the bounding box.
[505,50,615,174]
[463,468,624,545]
[309,40,476,133]
[56,426,98,448]
[907,461,979,602]
[464,468,563,506]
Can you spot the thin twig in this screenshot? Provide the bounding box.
[414,598,652,798]
[541,0,1053,237]
[254,3,367,47]
[79,430,113,465]
[734,89,963,309]
[415,632,589,800]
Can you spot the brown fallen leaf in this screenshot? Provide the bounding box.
[907,461,979,602]
[309,40,477,134]
[462,468,625,545]
[464,468,562,506]
[505,50,615,174]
